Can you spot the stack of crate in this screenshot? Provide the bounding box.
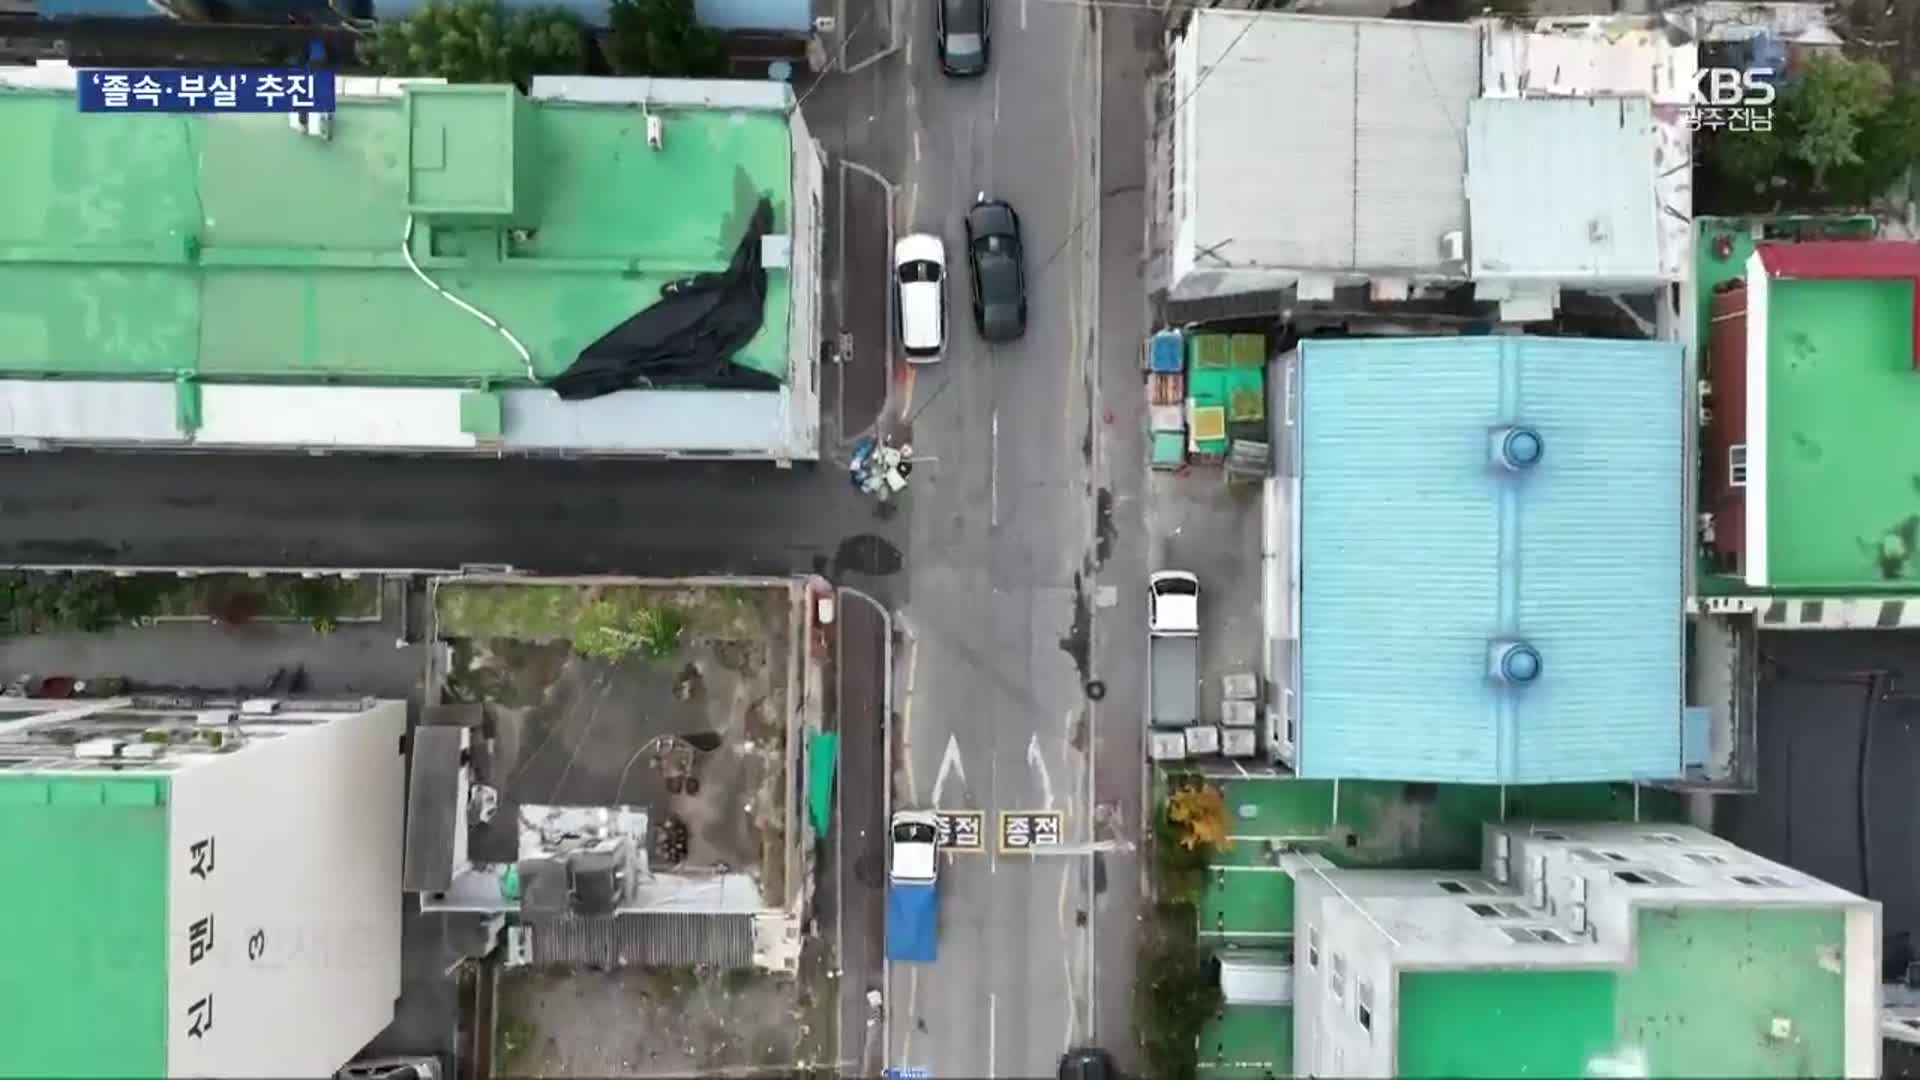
[1146,330,1187,470]
[1220,671,1260,758]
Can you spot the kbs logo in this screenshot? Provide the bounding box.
[1686,68,1776,132]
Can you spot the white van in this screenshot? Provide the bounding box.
[894,233,948,363]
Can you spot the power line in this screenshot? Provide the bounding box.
[1036,10,1257,276]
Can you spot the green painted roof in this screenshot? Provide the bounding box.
[0,774,171,1078]
[0,84,793,385]
[1397,906,1849,1078]
[1764,277,1920,590]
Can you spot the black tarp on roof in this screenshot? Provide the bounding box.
[545,196,783,400]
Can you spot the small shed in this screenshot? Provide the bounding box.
[1219,949,1294,1005]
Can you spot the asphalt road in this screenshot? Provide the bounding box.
[867,0,1153,1074]
[0,452,909,591]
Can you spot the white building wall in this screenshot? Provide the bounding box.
[164,702,406,1078]
[194,385,474,450]
[1293,825,1880,1079]
[1743,254,1771,587]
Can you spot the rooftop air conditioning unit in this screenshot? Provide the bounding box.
[121,741,166,761]
[647,114,665,151]
[1699,513,1717,544]
[195,710,236,728]
[240,698,280,716]
[75,737,122,760]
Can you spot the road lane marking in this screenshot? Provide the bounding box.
[931,732,968,804]
[1026,732,1054,809]
[997,809,1064,852]
[988,993,998,1080]
[993,75,1001,124]
[913,130,922,163]
[1057,862,1078,1046]
[990,410,999,527]
[900,628,920,802]
[902,965,921,1064]
[935,809,986,852]
[1021,0,1027,29]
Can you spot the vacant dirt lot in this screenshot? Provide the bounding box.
[496,940,838,1078]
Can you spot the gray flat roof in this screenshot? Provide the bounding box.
[1178,12,1478,277]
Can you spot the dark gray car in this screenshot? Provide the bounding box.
[965,196,1026,342]
[937,0,990,76]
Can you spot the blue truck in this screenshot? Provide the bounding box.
[886,809,942,963]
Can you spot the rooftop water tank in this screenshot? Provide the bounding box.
[1488,640,1542,685]
[1489,425,1544,471]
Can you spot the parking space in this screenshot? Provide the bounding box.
[1198,1005,1294,1078]
[1145,470,1264,725]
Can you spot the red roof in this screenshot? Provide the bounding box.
[1757,241,1920,367]
[1757,240,1920,279]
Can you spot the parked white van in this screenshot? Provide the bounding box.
[894,233,948,363]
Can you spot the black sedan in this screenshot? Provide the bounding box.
[936,0,990,76]
[964,195,1027,342]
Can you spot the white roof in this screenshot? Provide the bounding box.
[1481,20,1697,104]
[1173,13,1477,287]
[891,811,939,882]
[1466,97,1668,282]
[895,234,946,356]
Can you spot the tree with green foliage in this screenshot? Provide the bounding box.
[364,0,588,88]
[1786,53,1889,189]
[1136,903,1223,1080]
[605,0,727,78]
[1707,54,1920,208]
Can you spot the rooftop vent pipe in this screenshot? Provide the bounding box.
[1489,425,1544,471]
[1488,640,1542,685]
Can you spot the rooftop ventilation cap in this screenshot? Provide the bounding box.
[1490,425,1544,471]
[1488,640,1542,685]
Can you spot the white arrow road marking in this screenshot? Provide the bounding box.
[931,733,967,805]
[1027,732,1055,810]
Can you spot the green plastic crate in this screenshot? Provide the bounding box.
[1229,333,1266,368]
[1225,368,1266,422]
[1151,431,1187,468]
[1188,333,1232,370]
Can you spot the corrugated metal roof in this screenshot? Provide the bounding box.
[527,912,755,968]
[1467,98,1664,282]
[1297,336,1684,784]
[1182,12,1476,277]
[403,726,465,894]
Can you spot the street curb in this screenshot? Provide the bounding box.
[840,0,902,76]
[838,585,894,1076]
[1083,1,1107,1046]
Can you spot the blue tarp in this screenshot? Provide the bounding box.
[886,880,939,963]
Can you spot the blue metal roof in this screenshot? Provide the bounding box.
[1297,336,1684,783]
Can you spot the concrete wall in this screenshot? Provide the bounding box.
[165,701,406,1077]
[1264,351,1301,766]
